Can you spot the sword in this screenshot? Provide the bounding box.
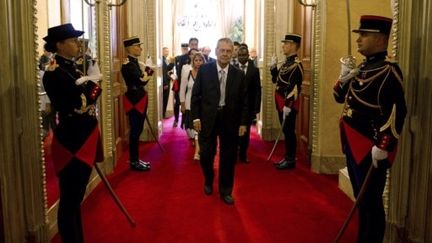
[267,116,287,161]
[346,0,352,57]
[340,0,356,78]
[333,163,375,243]
[145,115,165,152]
[94,164,136,227]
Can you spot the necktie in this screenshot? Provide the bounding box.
[219,70,226,106]
[241,65,247,74]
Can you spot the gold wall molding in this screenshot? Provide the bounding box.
[261,0,277,140]
[261,0,293,141]
[0,0,48,241]
[97,0,115,171]
[309,0,323,172]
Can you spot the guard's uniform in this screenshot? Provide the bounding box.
[121,54,150,169]
[334,51,407,166]
[333,51,407,243]
[334,15,408,243]
[271,53,303,164]
[44,55,104,173]
[43,54,103,242]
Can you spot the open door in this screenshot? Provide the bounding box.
[110,4,129,163]
[0,193,4,243]
[293,1,313,162]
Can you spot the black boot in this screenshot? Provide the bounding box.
[275,158,295,170]
[130,161,150,171]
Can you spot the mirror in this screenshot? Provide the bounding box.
[35,0,99,236]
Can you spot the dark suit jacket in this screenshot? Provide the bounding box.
[204,55,216,63]
[243,60,261,123]
[175,54,190,79]
[162,56,174,87]
[121,55,148,104]
[191,61,248,137]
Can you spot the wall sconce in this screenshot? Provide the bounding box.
[84,0,128,7]
[297,0,318,7]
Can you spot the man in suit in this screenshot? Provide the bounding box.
[230,41,241,68]
[191,38,248,205]
[249,47,258,67]
[202,46,216,63]
[162,47,174,118]
[174,38,199,127]
[270,34,304,170]
[237,46,261,163]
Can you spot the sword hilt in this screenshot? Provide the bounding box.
[339,55,356,69]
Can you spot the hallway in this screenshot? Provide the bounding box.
[52,118,357,242]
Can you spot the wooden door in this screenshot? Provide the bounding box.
[0,193,4,243]
[111,5,129,163]
[293,2,312,162]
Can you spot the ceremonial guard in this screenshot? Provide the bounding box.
[270,34,303,169]
[333,15,407,243]
[121,36,154,171]
[42,23,104,242]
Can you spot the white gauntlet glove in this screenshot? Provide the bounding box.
[282,106,291,118]
[145,56,155,67]
[138,61,155,82]
[86,61,102,82]
[339,56,359,83]
[75,76,101,85]
[75,76,91,85]
[371,145,388,168]
[75,75,102,85]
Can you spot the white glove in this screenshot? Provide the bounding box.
[371,145,388,168]
[75,76,91,85]
[75,75,102,85]
[282,106,291,118]
[270,55,278,67]
[145,56,155,67]
[87,61,101,75]
[339,56,359,83]
[87,61,102,82]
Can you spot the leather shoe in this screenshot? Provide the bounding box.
[204,185,213,195]
[130,161,150,171]
[220,194,234,205]
[273,158,286,165]
[275,160,296,170]
[139,160,150,166]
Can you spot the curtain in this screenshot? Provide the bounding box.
[172,0,243,54]
[217,0,239,38]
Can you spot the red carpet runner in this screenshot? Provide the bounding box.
[52,117,357,243]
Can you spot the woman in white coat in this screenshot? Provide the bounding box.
[180,50,204,160]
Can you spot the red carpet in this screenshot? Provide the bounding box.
[44,131,60,207]
[52,117,357,243]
